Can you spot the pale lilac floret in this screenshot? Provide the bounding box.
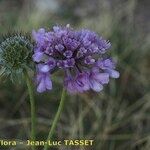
[32,25,119,93]
[33,51,44,62]
[96,59,120,78]
[36,73,52,93]
[88,68,109,92]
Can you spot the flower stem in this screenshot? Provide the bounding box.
[23,69,36,150]
[44,88,67,150]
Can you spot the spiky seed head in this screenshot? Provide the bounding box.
[0,33,33,81]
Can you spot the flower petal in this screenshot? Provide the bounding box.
[75,73,90,92]
[89,79,103,92]
[106,69,120,78]
[32,52,43,62]
[94,73,109,84]
[38,64,50,73]
[37,78,46,93]
[45,75,52,90]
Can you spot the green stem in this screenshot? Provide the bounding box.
[44,88,67,150]
[24,69,36,150]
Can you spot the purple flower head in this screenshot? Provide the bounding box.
[33,25,119,94]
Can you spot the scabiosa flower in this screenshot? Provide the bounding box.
[0,33,33,80]
[33,25,119,93]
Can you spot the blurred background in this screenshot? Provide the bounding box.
[0,0,150,149]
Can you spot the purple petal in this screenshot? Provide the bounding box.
[64,58,75,67]
[55,44,64,52]
[37,78,46,93]
[53,26,60,32]
[63,50,73,58]
[38,64,50,73]
[106,69,120,78]
[47,58,56,69]
[32,28,45,44]
[36,73,52,93]
[84,56,95,65]
[75,73,90,92]
[94,73,109,84]
[57,60,65,68]
[64,77,78,94]
[96,59,113,69]
[45,75,52,90]
[89,79,103,92]
[33,52,43,62]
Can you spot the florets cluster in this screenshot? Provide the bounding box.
[33,25,119,93]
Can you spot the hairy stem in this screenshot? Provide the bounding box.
[44,88,67,150]
[24,69,36,150]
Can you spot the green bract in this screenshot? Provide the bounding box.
[0,33,33,81]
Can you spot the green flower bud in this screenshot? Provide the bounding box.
[0,33,34,81]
